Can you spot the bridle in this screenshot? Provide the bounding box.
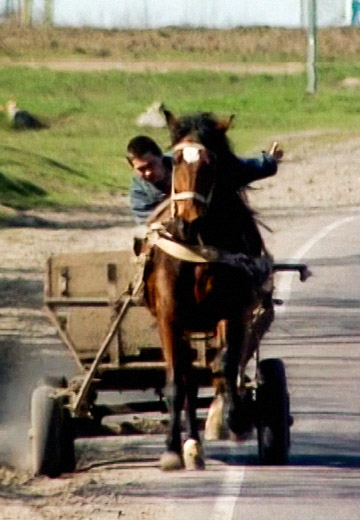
[170,141,215,218]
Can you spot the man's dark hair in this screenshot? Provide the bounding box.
[126,136,162,161]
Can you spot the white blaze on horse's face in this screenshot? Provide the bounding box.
[182,146,201,164]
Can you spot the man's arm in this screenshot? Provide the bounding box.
[233,143,283,187]
[236,153,277,185]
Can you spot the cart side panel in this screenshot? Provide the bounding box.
[66,307,119,363]
[119,307,161,357]
[49,251,137,298]
[47,250,161,363]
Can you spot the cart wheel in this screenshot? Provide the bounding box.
[31,385,63,477]
[256,358,290,465]
[60,407,76,473]
[31,384,76,477]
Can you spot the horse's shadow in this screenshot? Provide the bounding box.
[74,428,360,474]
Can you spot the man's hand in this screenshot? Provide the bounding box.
[268,141,283,162]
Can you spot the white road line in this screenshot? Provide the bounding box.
[211,444,246,520]
[275,215,357,311]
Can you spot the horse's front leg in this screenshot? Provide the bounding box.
[157,318,186,470]
[182,353,205,470]
[158,317,204,470]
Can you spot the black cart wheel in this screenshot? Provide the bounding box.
[60,406,76,473]
[256,358,290,465]
[31,385,62,477]
[31,384,76,477]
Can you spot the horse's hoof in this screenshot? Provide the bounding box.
[229,428,253,443]
[183,439,205,470]
[160,451,183,471]
[228,411,254,439]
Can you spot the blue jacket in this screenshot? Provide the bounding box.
[129,152,277,225]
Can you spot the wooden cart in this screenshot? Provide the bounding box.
[30,249,310,477]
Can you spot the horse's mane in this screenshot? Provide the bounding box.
[169,112,234,158]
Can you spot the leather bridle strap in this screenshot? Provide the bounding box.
[172,191,208,204]
[170,141,213,217]
[172,142,206,154]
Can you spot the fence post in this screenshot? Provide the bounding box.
[18,0,33,26]
[306,0,317,94]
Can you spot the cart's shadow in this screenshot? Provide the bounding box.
[210,430,360,468]
[74,429,360,472]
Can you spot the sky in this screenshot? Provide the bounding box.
[1,0,353,28]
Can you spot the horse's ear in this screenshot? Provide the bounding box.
[217,114,235,133]
[161,106,178,131]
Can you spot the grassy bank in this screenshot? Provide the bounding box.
[0,62,359,209]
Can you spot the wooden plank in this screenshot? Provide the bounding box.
[44,297,112,306]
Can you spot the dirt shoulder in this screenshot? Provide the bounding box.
[248,132,360,211]
[0,58,304,74]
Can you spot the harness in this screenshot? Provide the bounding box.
[144,140,272,285]
[170,142,215,218]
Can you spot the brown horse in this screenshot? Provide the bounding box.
[144,111,274,470]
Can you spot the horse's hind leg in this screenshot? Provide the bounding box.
[224,319,254,437]
[204,320,229,441]
[204,376,228,441]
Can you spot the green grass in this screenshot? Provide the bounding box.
[0,62,359,210]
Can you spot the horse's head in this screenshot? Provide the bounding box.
[163,109,234,223]
[171,139,216,222]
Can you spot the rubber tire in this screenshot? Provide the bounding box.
[31,385,63,477]
[60,406,76,473]
[256,358,290,465]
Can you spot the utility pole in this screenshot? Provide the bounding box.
[5,0,12,17]
[44,0,54,25]
[18,0,33,26]
[306,0,318,94]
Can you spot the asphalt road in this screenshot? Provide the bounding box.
[1,207,360,520]
[229,208,360,519]
[98,207,360,520]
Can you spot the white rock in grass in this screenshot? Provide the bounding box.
[136,101,166,128]
[341,77,360,88]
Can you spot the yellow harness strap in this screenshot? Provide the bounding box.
[154,237,219,263]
